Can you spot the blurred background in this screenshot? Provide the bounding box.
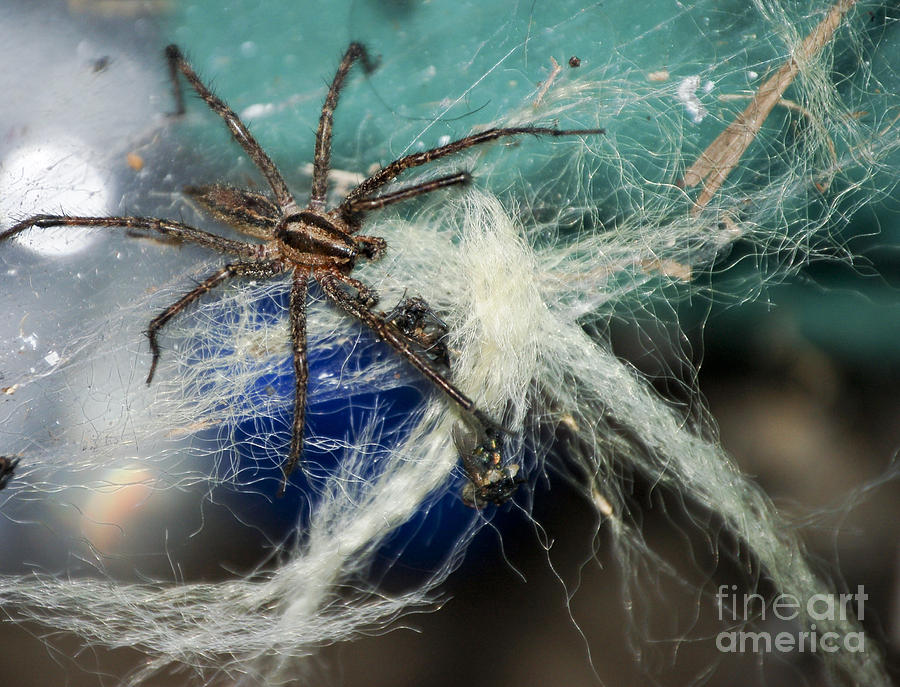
[0,1,897,685]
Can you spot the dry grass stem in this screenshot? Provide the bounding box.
[683,0,857,212]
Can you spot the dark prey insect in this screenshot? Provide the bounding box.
[384,295,452,371]
[1,43,603,503]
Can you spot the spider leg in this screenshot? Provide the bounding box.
[145,260,285,384]
[343,172,471,218]
[339,273,379,306]
[310,43,376,212]
[278,271,309,496]
[0,214,262,258]
[165,44,295,210]
[339,125,605,217]
[318,271,487,421]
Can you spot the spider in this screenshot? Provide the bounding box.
[0,456,20,491]
[1,43,603,504]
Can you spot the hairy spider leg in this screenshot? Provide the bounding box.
[310,42,376,212]
[281,272,309,495]
[146,260,285,384]
[344,172,471,215]
[0,214,261,253]
[0,214,281,385]
[339,125,605,224]
[166,44,295,210]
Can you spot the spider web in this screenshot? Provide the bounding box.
[0,1,898,685]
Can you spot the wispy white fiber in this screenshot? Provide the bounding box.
[1,1,897,686]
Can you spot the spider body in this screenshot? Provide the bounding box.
[1,43,603,504]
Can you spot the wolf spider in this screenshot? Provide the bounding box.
[1,43,603,504]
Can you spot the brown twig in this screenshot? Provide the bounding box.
[682,0,857,213]
[717,93,839,191]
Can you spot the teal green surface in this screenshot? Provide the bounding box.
[161,1,770,169]
[163,1,900,364]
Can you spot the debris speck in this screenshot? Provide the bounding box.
[126,152,144,171]
[241,102,276,120]
[677,75,708,123]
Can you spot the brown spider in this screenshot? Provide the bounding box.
[1,43,603,504]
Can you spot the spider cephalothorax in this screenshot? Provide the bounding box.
[1,42,603,504]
